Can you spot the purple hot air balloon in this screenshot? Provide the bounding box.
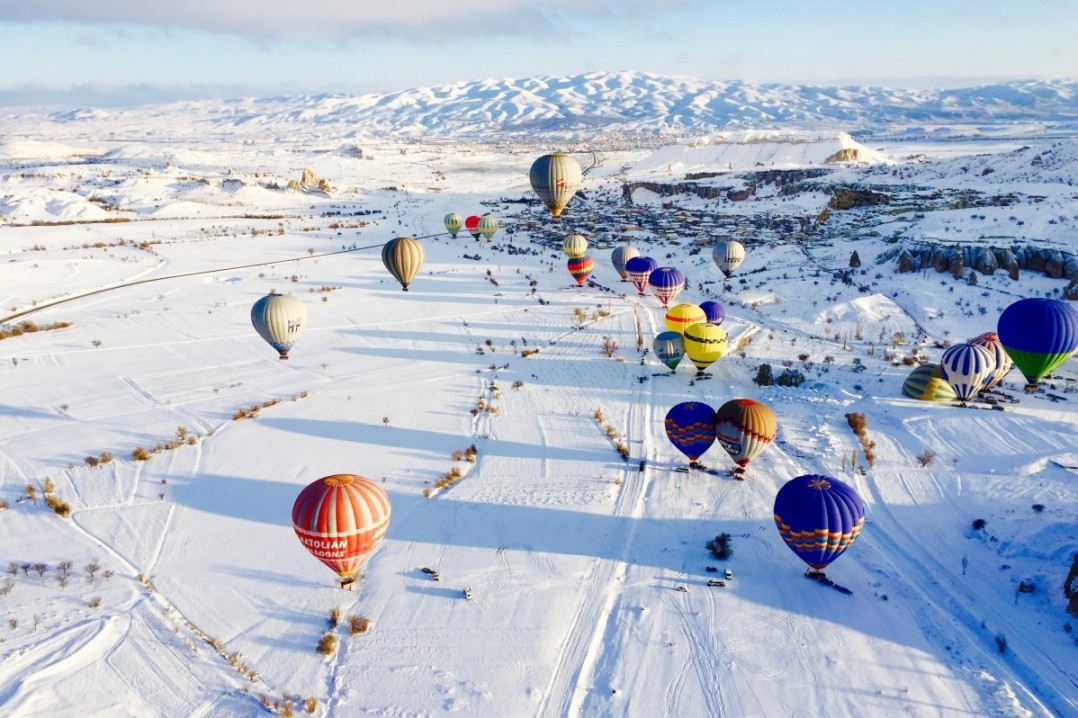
[648,267,685,308]
[625,256,658,296]
[699,300,725,325]
[774,474,864,574]
[664,401,716,464]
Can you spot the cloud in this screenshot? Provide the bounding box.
[0,1,701,42]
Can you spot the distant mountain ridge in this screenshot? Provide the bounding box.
[44,71,1078,140]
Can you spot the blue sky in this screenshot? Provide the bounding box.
[0,1,1075,107]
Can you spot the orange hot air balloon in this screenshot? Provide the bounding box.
[714,398,777,472]
[292,474,391,589]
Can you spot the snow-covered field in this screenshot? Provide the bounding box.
[0,108,1076,718]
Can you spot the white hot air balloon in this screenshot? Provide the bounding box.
[251,293,308,360]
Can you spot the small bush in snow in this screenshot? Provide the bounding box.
[706,533,733,560]
[994,633,1007,653]
[916,449,937,467]
[317,633,338,656]
[972,518,987,531]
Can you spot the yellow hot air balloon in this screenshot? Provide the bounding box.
[251,293,308,360]
[444,213,463,238]
[665,303,706,335]
[530,153,582,218]
[683,322,727,373]
[382,236,425,291]
[478,215,499,241]
[562,234,588,258]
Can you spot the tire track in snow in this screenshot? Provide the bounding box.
[536,304,656,718]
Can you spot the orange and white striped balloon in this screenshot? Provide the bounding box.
[292,474,391,584]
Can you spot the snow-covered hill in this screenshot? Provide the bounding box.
[15,71,1078,141]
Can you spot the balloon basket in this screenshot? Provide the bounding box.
[339,577,358,591]
[1023,383,1039,393]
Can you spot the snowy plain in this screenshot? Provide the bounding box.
[0,85,1076,718]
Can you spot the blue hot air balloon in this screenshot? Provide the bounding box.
[664,402,716,463]
[648,267,685,308]
[997,297,1078,389]
[653,331,685,371]
[773,474,864,574]
[699,300,725,325]
[939,342,995,403]
[625,256,658,297]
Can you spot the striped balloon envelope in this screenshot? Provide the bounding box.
[968,332,1013,391]
[712,240,746,278]
[653,331,685,371]
[939,342,996,402]
[664,401,716,462]
[648,267,685,307]
[699,300,725,325]
[478,215,499,241]
[774,474,864,573]
[901,363,958,402]
[464,215,482,239]
[443,213,463,238]
[610,245,639,280]
[714,398,777,468]
[624,256,657,296]
[292,474,391,587]
[382,236,425,291]
[251,293,308,360]
[997,297,1078,387]
[562,234,588,258]
[665,303,706,335]
[529,153,583,218]
[567,256,595,286]
[683,322,728,373]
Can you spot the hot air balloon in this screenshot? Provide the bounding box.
[567,256,595,286]
[529,153,583,218]
[665,401,716,464]
[478,215,499,241]
[625,256,657,296]
[465,215,482,240]
[997,297,1078,390]
[444,213,463,238]
[939,342,995,403]
[665,303,706,335]
[382,236,425,291]
[251,293,307,360]
[563,234,588,258]
[683,322,727,374]
[653,331,685,371]
[713,240,746,278]
[714,398,777,473]
[699,300,725,326]
[969,332,1013,391]
[774,474,864,575]
[648,267,685,307]
[611,245,639,280]
[292,474,391,589]
[901,363,958,402]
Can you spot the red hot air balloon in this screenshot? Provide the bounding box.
[292,474,391,589]
[465,215,482,240]
[568,256,595,286]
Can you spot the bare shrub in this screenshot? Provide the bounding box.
[600,336,619,357]
[317,633,338,656]
[916,449,937,467]
[329,608,340,628]
[348,615,371,635]
[88,596,102,609]
[132,447,151,461]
